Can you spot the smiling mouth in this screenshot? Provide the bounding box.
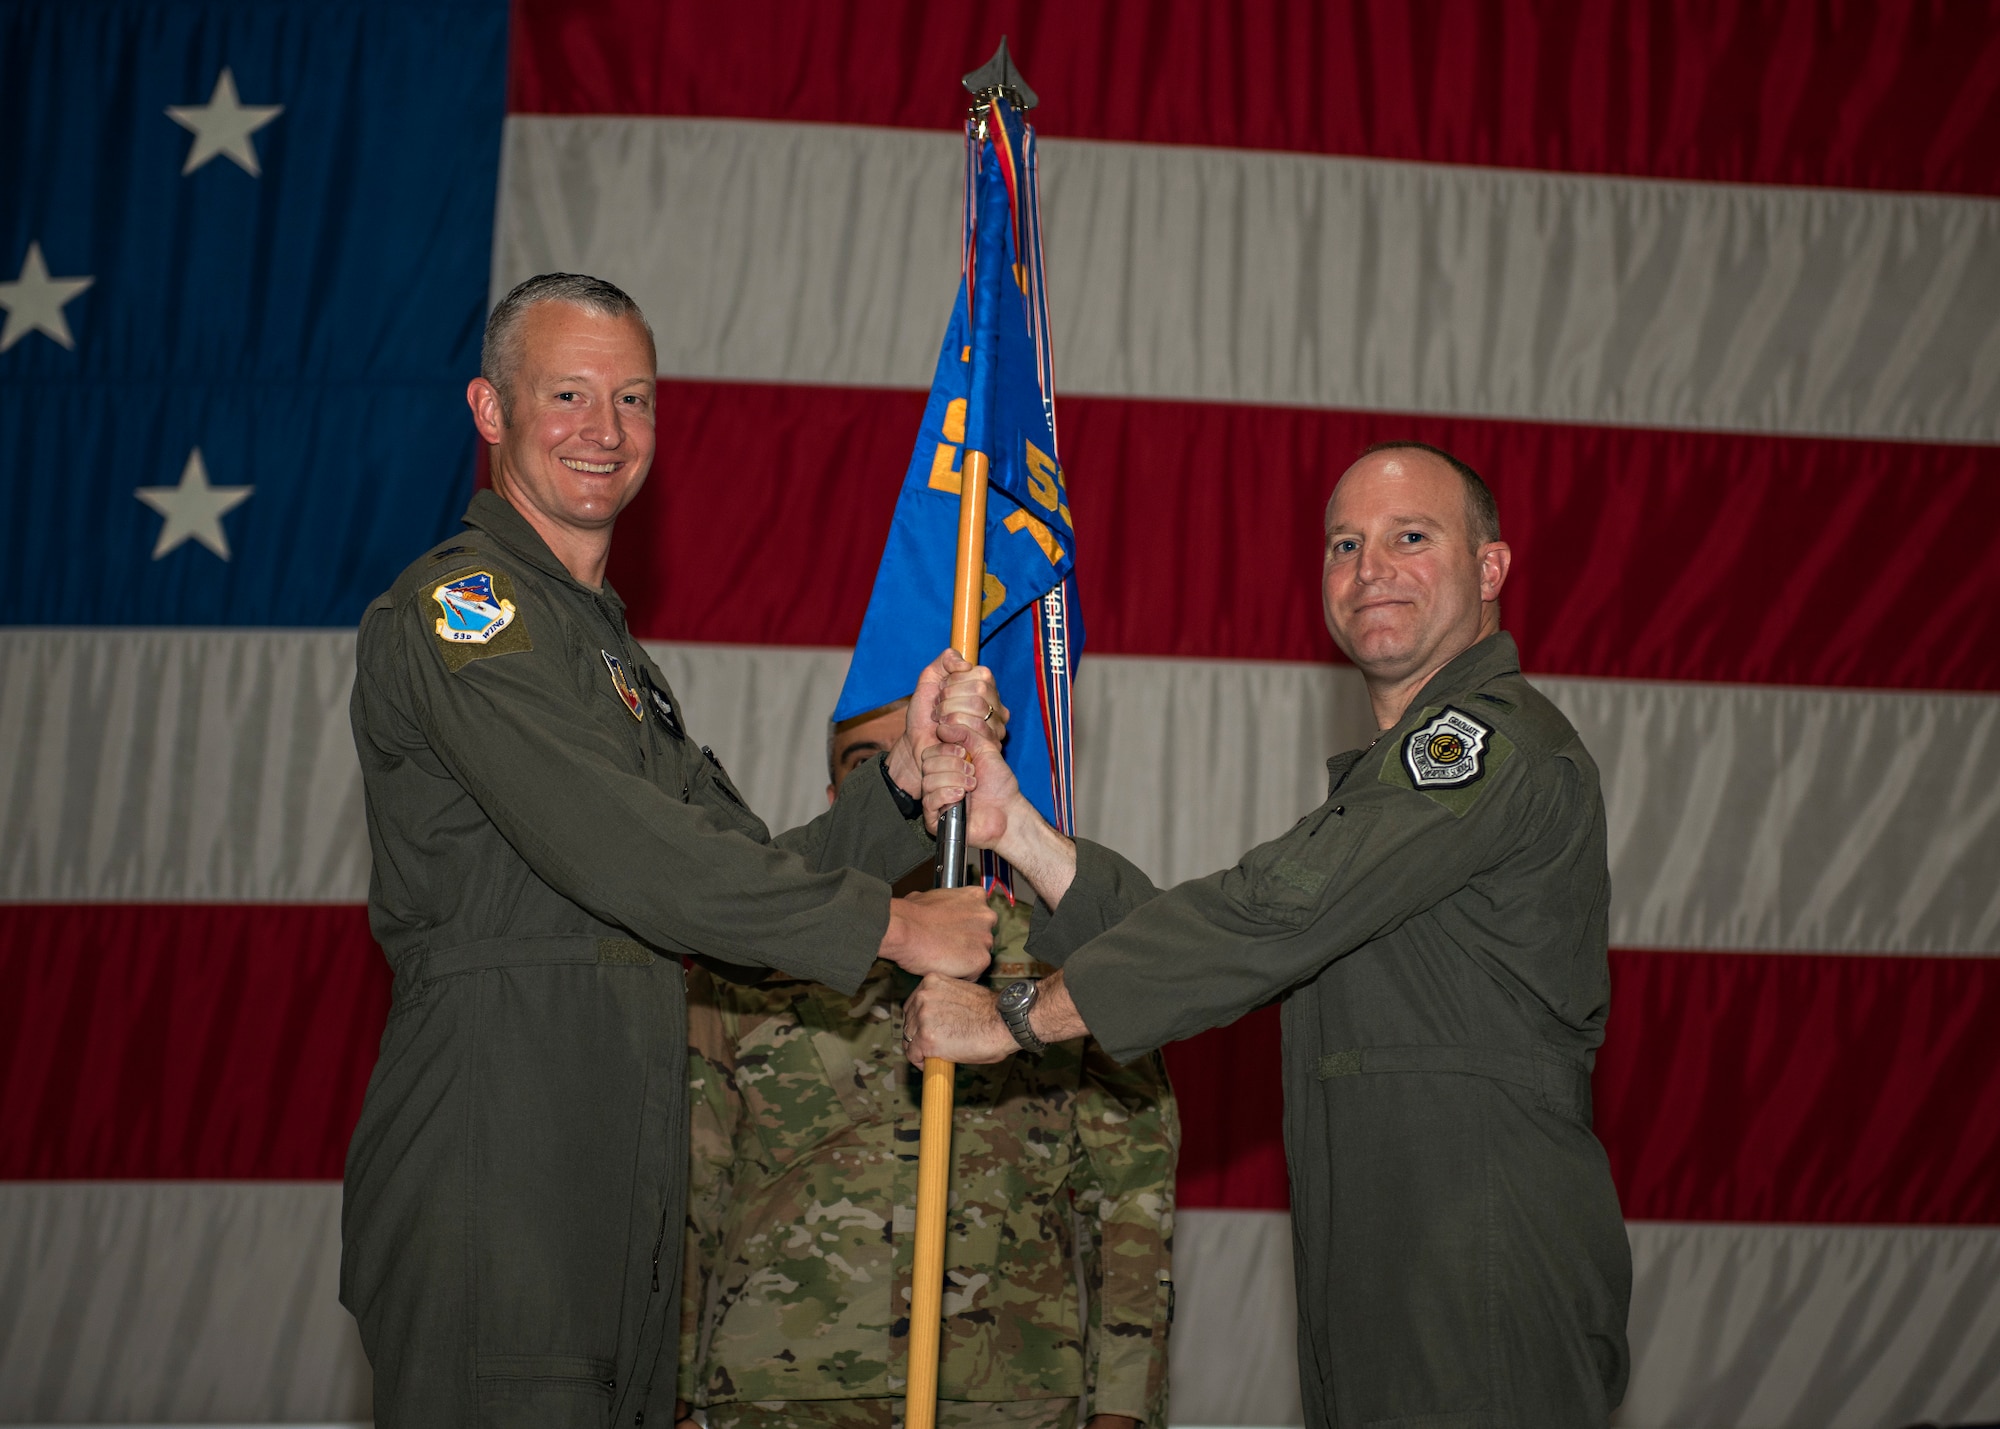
[560,457,618,475]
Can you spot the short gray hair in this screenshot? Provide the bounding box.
[1352,440,1502,545]
[480,272,656,420]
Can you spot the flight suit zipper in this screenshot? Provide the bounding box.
[651,1196,670,1292]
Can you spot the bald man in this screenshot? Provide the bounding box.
[907,443,1632,1428]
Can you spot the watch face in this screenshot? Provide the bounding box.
[998,979,1033,1013]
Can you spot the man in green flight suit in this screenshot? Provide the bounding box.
[341,273,998,1429]
[905,443,1633,1428]
[675,700,1179,1429]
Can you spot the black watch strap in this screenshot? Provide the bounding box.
[879,754,923,820]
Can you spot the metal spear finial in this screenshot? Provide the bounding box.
[963,35,1038,110]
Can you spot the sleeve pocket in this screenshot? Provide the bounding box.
[1222,803,1379,928]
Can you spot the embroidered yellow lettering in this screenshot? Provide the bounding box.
[1004,507,1066,565]
[928,399,970,494]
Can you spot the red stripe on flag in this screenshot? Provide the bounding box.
[1169,949,2000,1221]
[0,904,386,1180]
[618,381,2000,691]
[1595,948,2000,1225]
[4,906,1996,1223]
[1165,1003,1289,1212]
[507,0,2000,196]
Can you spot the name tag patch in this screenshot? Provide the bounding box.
[1402,706,1492,789]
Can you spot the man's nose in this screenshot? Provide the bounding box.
[1353,540,1391,584]
[578,406,624,448]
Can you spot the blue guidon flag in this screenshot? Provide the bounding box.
[835,91,1081,843]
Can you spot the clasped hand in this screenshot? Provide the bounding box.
[872,649,1011,983]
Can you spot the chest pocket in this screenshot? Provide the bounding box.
[1223,801,1379,928]
[689,749,770,841]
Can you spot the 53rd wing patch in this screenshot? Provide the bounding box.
[1402,706,1492,789]
[429,568,533,671]
[433,570,515,643]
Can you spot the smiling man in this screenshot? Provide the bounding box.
[906,444,1633,1428]
[341,273,997,1428]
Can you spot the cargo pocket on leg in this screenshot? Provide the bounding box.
[476,1354,616,1428]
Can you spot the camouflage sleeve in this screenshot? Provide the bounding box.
[679,966,741,1406]
[1072,1039,1179,1426]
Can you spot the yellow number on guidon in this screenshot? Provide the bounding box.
[928,399,971,495]
[1024,439,1065,519]
[1004,508,1066,566]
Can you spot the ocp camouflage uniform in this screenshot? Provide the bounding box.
[680,898,1177,1427]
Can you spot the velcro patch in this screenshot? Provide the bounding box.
[430,568,533,671]
[433,570,515,645]
[1402,706,1492,789]
[1380,704,1515,816]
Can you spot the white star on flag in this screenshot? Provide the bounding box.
[0,242,94,352]
[167,67,283,177]
[137,449,255,560]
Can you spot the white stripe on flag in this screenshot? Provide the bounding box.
[5,630,1995,955]
[10,1185,1995,1428]
[495,116,2000,444]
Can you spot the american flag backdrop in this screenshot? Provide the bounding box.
[3,3,1999,1424]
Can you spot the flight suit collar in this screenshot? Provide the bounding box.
[1407,630,1520,712]
[1333,632,1522,791]
[461,488,629,612]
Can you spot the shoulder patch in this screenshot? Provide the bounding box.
[429,568,533,671]
[1381,704,1516,816]
[1402,705,1492,789]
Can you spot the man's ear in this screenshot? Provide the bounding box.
[826,782,838,808]
[1478,541,1513,603]
[467,377,506,445]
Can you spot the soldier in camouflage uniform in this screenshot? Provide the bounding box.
[676,702,1178,1429]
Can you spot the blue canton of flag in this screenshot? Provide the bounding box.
[0,0,509,625]
[836,96,1082,833]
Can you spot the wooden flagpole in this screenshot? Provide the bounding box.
[904,446,988,1429]
[906,43,1034,1429]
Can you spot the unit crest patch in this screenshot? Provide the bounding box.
[601,650,644,721]
[432,571,516,644]
[1402,706,1492,789]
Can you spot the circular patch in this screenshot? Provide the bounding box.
[1427,731,1465,765]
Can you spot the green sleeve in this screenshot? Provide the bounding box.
[1026,839,1164,967]
[1072,1043,1179,1425]
[770,752,934,884]
[377,599,889,993]
[1065,731,1569,1065]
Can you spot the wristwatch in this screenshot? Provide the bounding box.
[996,979,1046,1055]
[879,755,924,820]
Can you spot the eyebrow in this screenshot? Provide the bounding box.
[547,374,654,389]
[1328,513,1443,534]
